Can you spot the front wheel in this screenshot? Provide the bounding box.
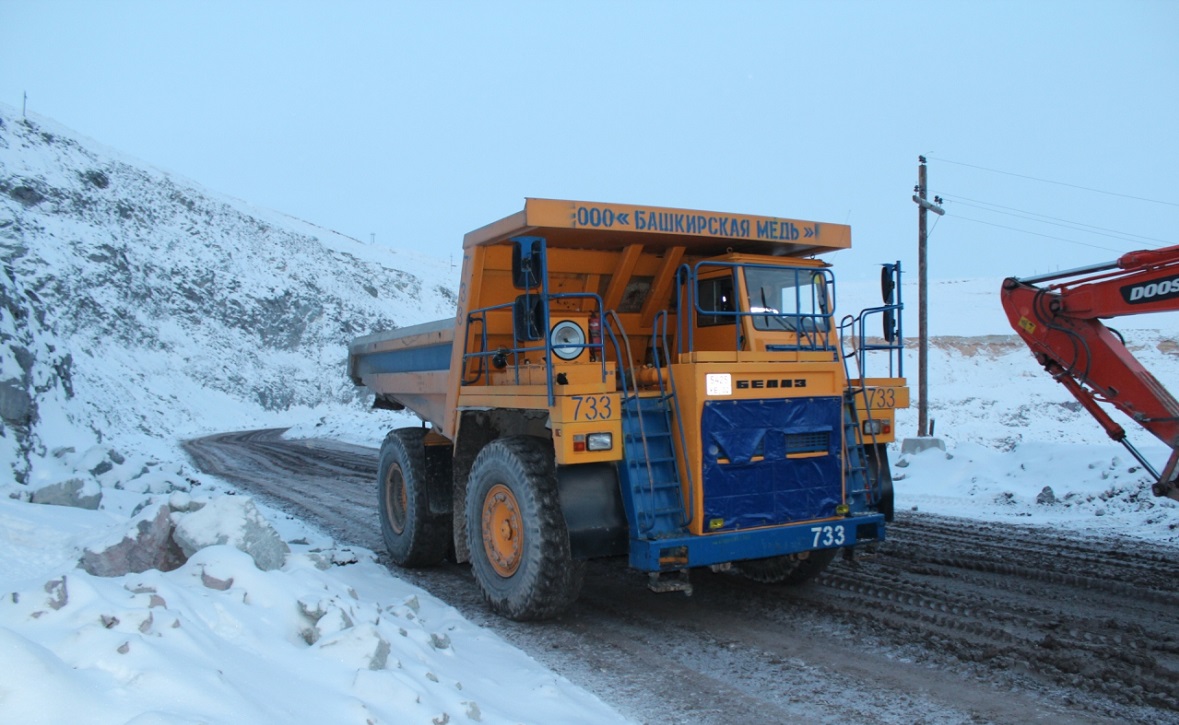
[465,436,583,621]
[738,548,838,585]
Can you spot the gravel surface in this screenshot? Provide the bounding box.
[184,429,1179,725]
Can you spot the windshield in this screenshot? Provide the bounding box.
[744,266,831,333]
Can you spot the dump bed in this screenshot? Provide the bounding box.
[348,317,454,429]
[350,198,854,439]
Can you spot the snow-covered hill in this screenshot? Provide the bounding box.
[0,105,455,484]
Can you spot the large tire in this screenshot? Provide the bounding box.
[866,443,895,522]
[739,548,838,585]
[465,436,584,621]
[378,428,450,567]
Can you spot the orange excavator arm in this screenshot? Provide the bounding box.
[1000,244,1179,500]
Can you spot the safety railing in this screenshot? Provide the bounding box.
[459,236,609,406]
[837,262,904,508]
[839,261,904,381]
[651,309,695,529]
[603,309,694,534]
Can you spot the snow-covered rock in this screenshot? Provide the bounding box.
[171,496,289,571]
[79,503,184,577]
[29,477,101,509]
[316,624,392,671]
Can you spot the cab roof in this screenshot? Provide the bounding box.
[463,198,851,257]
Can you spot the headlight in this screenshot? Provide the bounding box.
[862,419,891,435]
[586,432,612,451]
[572,432,613,452]
[549,320,586,360]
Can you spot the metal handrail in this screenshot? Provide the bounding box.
[603,312,658,534]
[459,243,609,406]
[652,309,695,529]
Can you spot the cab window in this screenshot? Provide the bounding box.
[697,275,735,327]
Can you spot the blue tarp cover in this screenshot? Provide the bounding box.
[701,396,843,531]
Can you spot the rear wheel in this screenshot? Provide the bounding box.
[378,428,450,567]
[865,443,894,522]
[739,548,838,585]
[465,436,583,621]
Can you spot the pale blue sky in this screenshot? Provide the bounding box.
[2,0,1177,282]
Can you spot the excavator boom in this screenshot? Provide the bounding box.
[1000,244,1179,500]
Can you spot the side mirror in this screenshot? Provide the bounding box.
[880,264,895,304]
[513,295,544,341]
[512,238,543,290]
[883,308,896,342]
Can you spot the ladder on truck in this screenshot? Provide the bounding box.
[841,387,879,513]
[606,312,694,592]
[619,395,685,538]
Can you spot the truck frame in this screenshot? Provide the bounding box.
[350,198,908,620]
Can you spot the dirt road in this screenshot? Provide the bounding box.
[184,429,1179,724]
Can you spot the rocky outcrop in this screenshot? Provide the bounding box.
[79,493,293,577]
[0,109,455,485]
[79,504,185,576]
[30,477,101,510]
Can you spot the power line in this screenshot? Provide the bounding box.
[938,195,1172,249]
[928,156,1179,208]
[949,215,1128,254]
[936,193,1173,246]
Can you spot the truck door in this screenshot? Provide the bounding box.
[693,269,741,352]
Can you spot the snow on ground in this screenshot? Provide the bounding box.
[0,434,622,725]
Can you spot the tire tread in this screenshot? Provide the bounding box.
[379,427,450,567]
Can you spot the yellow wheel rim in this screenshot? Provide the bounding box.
[385,466,407,535]
[482,483,522,577]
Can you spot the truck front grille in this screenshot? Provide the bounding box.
[785,431,829,455]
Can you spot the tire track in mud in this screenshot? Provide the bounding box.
[183,430,386,552]
[184,429,1179,724]
[864,515,1179,714]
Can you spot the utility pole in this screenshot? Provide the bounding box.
[22,91,27,118]
[912,156,944,437]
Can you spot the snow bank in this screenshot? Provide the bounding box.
[0,446,623,725]
[896,440,1179,543]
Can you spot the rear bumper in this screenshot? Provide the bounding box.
[628,513,885,571]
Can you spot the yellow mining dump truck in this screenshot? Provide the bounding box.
[349,198,908,620]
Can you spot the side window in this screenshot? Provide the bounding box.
[697,275,736,327]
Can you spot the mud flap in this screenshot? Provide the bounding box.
[556,463,628,559]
